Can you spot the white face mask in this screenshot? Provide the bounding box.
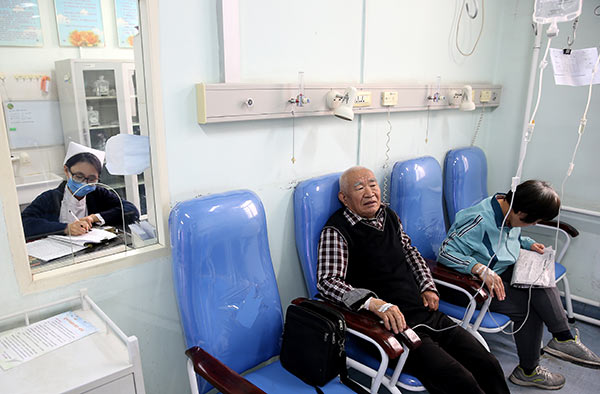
[105,134,150,175]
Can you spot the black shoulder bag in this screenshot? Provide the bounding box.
[280,299,369,394]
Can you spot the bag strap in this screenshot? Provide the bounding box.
[338,351,370,394]
[312,351,369,394]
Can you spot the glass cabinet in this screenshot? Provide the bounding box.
[55,59,146,215]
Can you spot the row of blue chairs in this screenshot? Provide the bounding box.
[170,146,577,393]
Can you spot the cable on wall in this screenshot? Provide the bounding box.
[456,0,485,57]
[382,107,392,203]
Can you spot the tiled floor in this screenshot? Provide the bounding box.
[483,319,600,393]
[354,319,600,393]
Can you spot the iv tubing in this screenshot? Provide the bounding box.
[554,51,600,249]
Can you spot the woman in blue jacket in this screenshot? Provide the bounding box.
[21,143,139,240]
[438,180,599,390]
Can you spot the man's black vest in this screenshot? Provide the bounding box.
[324,206,430,325]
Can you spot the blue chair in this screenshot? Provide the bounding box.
[444,146,577,322]
[170,190,400,394]
[390,156,511,346]
[294,174,424,394]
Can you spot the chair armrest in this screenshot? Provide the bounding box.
[538,220,579,238]
[425,258,488,303]
[292,297,417,358]
[185,346,267,394]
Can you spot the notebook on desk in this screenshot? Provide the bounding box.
[48,228,117,246]
[26,229,118,261]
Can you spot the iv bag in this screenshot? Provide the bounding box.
[533,0,582,25]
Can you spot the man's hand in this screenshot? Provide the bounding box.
[65,219,91,236]
[368,298,406,334]
[530,243,545,254]
[472,263,505,301]
[421,290,439,311]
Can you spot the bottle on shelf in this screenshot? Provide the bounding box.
[94,75,110,96]
[87,106,100,126]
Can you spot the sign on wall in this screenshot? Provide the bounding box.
[114,0,139,48]
[0,0,43,47]
[54,0,105,47]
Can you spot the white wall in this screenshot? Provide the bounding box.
[1,1,599,394]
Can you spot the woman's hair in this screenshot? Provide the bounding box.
[505,180,560,223]
[65,152,102,175]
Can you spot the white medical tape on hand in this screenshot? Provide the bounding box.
[378,303,394,313]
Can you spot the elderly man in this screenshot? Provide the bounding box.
[317,166,509,394]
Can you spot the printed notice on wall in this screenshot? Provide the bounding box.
[0,0,43,47]
[54,0,104,47]
[0,311,97,370]
[114,0,139,48]
[550,48,600,86]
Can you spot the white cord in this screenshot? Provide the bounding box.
[382,107,392,203]
[456,0,485,57]
[470,104,485,146]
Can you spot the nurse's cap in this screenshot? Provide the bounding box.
[63,141,106,165]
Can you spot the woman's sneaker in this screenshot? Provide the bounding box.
[543,328,600,368]
[509,365,565,390]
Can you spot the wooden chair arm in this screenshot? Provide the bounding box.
[185,346,267,394]
[538,220,579,238]
[292,297,419,358]
[425,258,488,303]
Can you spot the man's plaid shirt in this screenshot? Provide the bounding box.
[317,205,438,310]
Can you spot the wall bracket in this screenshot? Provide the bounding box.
[196,82,502,124]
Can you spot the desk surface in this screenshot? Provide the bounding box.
[0,308,133,394]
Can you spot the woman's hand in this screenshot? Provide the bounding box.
[80,214,99,227]
[472,263,505,301]
[65,219,91,236]
[368,298,407,334]
[530,243,545,254]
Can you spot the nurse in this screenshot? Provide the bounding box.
[21,142,140,240]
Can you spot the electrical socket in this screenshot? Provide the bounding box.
[480,90,492,103]
[381,91,398,106]
[354,91,372,107]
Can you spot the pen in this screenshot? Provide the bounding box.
[69,210,80,222]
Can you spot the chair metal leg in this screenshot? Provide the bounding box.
[560,276,576,323]
[187,358,201,394]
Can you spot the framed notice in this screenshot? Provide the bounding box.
[0,0,43,47]
[54,0,104,47]
[114,0,139,48]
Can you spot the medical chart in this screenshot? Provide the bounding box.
[0,312,97,370]
[550,47,600,86]
[511,247,556,288]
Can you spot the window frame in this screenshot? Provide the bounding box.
[0,0,170,293]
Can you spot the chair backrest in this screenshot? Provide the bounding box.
[390,156,447,260]
[444,146,488,225]
[294,173,343,298]
[170,190,283,394]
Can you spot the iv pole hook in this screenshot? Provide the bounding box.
[567,17,578,47]
[465,0,478,19]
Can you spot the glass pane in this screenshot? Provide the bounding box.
[7,37,157,274]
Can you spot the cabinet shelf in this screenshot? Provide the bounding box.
[90,124,120,130]
[86,96,118,100]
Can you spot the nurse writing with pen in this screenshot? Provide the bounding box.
[21,142,140,240]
